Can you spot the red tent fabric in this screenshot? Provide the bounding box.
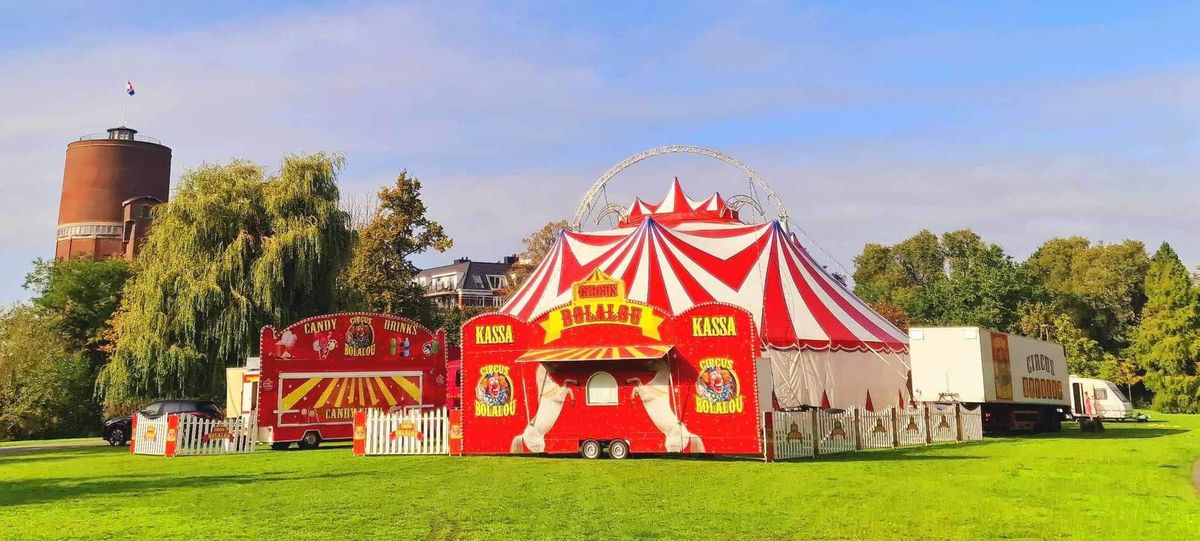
[502,179,908,353]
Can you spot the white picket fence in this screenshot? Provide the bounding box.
[960,407,983,441]
[362,408,450,455]
[858,410,895,450]
[132,413,169,455]
[175,415,257,456]
[766,411,815,459]
[897,408,928,447]
[766,403,983,461]
[929,405,959,443]
[132,413,257,457]
[816,409,857,455]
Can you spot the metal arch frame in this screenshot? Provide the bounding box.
[571,145,791,231]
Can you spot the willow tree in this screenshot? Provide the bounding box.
[100,153,353,402]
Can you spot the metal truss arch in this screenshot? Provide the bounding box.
[571,145,790,231]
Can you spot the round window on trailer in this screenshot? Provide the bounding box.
[586,371,618,405]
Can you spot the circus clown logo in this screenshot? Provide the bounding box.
[694,357,743,414]
[344,316,375,356]
[475,364,516,417]
[540,269,664,344]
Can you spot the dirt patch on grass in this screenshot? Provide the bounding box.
[1194,459,1200,496]
[0,441,104,456]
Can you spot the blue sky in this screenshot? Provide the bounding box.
[1,1,1198,304]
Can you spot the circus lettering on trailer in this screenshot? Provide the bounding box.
[539,269,664,343]
[475,324,514,345]
[344,316,376,356]
[694,357,743,415]
[475,364,515,417]
[692,316,737,337]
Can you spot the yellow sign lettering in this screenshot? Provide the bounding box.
[475,325,514,345]
[692,316,737,337]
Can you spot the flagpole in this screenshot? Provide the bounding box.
[121,90,128,127]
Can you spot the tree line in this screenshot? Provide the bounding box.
[3,153,1197,438]
[853,230,1200,412]
[0,154,452,439]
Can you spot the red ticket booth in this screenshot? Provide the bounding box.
[461,270,767,458]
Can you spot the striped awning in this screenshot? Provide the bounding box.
[515,345,673,363]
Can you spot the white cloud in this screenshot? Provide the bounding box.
[1,2,1197,304]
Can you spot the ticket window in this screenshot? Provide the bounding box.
[586,372,618,406]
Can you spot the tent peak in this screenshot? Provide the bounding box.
[619,178,741,227]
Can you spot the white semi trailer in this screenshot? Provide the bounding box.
[910,327,1069,433]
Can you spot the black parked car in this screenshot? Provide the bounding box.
[102,399,223,446]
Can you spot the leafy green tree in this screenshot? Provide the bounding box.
[433,305,491,347]
[854,229,1034,331]
[1130,242,1200,413]
[853,230,944,320]
[1020,308,1112,377]
[930,231,1035,332]
[340,170,452,326]
[1024,238,1148,349]
[101,153,353,402]
[0,306,96,439]
[23,257,130,366]
[869,301,910,331]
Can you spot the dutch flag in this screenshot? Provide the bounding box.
[126,80,135,96]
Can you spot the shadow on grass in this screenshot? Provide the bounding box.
[473,445,987,464]
[0,470,363,507]
[996,426,1187,440]
[0,445,128,467]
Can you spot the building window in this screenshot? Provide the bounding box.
[139,205,152,219]
[586,372,618,405]
[472,275,484,288]
[487,275,506,289]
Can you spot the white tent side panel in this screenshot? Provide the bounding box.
[766,349,911,410]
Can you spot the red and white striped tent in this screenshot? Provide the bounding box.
[502,179,911,409]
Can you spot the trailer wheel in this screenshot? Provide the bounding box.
[270,442,291,451]
[607,439,630,460]
[580,439,602,459]
[297,432,321,450]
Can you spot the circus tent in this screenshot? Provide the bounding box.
[501,179,912,409]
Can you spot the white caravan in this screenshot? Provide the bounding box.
[1067,376,1144,421]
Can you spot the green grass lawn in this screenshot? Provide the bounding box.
[1,415,1197,540]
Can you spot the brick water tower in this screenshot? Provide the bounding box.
[56,126,171,260]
